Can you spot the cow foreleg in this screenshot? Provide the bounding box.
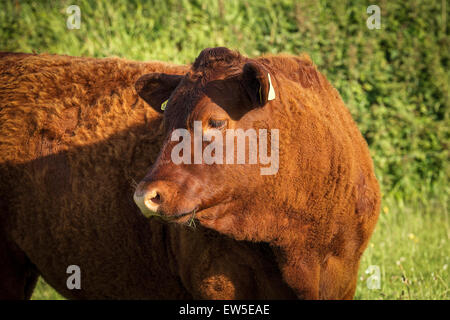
[279,258,321,300]
[0,228,39,299]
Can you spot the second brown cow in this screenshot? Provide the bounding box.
[0,52,296,299]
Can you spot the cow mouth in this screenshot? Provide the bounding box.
[168,207,199,224]
[168,201,231,226]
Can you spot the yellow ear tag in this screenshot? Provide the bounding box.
[161,99,168,111]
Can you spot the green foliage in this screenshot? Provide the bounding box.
[1,0,448,300]
[356,190,448,299]
[32,278,64,300]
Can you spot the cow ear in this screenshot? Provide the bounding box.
[241,61,275,108]
[135,73,183,113]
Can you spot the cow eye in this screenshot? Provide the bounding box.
[208,119,227,129]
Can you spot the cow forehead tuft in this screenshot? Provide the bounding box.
[192,47,244,70]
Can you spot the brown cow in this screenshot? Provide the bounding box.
[134,47,381,299]
[0,52,297,299]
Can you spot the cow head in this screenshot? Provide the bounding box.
[133,47,323,242]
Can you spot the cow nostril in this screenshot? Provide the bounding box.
[150,193,161,205]
[144,189,162,212]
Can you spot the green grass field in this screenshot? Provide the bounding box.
[1,0,448,300]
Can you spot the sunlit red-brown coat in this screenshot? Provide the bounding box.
[134,47,381,299]
[0,52,297,299]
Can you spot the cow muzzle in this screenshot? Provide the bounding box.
[133,180,200,219]
[133,181,166,217]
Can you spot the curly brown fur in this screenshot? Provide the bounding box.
[134,47,381,299]
[0,53,296,299]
